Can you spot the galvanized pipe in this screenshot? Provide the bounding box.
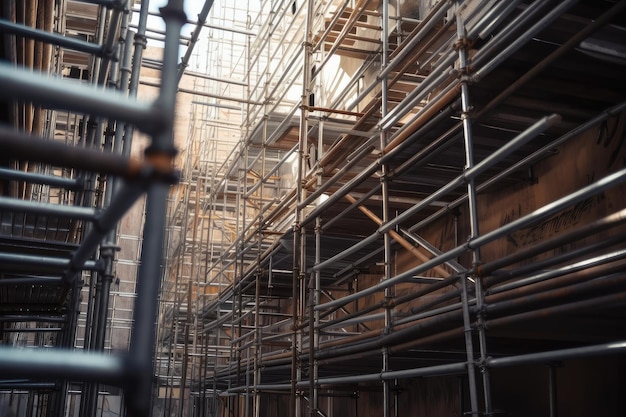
[486,341,626,368]
[315,166,626,312]
[381,113,561,234]
[312,114,558,276]
[410,100,626,234]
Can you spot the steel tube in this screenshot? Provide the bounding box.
[380,114,561,234]
[486,341,626,368]
[0,18,104,55]
[482,207,626,278]
[306,97,459,230]
[410,100,626,234]
[486,272,626,318]
[0,62,156,134]
[298,362,467,387]
[472,167,626,248]
[488,248,626,296]
[473,0,582,83]
[381,0,451,80]
[0,126,163,180]
[0,167,79,189]
[316,166,626,311]
[0,348,125,384]
[474,0,626,120]
[125,0,185,413]
[297,143,374,210]
[486,233,626,288]
[0,315,65,322]
[63,181,146,282]
[0,196,97,220]
[486,292,626,331]
[0,253,99,270]
[469,0,550,71]
[176,0,215,82]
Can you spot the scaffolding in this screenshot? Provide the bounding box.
[158,0,626,416]
[1,0,626,417]
[0,0,186,416]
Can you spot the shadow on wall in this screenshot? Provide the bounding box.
[490,356,626,417]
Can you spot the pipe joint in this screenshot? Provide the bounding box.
[138,148,180,184]
[133,33,148,49]
[103,44,119,61]
[111,0,127,11]
[453,37,472,52]
[460,106,473,121]
[475,304,487,321]
[159,3,188,26]
[476,357,489,373]
[100,243,121,257]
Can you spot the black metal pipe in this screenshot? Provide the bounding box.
[481,208,626,280]
[486,271,626,316]
[0,18,104,55]
[0,167,79,189]
[486,341,626,368]
[124,0,186,410]
[0,126,173,180]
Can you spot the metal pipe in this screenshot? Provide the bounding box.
[344,0,452,111]
[312,0,376,80]
[0,62,158,134]
[486,341,626,368]
[0,347,125,385]
[297,143,374,210]
[0,315,65,322]
[456,5,491,412]
[315,271,626,364]
[0,126,172,180]
[313,113,557,276]
[63,180,147,283]
[473,0,626,121]
[410,100,626,234]
[0,166,79,189]
[381,113,560,234]
[481,206,626,278]
[0,252,99,270]
[316,166,626,312]
[305,361,467,387]
[380,0,451,81]
[549,364,558,417]
[0,18,104,55]
[472,0,580,83]
[344,193,450,277]
[485,250,626,304]
[124,1,185,414]
[486,292,626,333]
[487,233,626,290]
[472,167,626,248]
[176,0,215,83]
[305,98,459,229]
[468,0,550,71]
[0,196,97,220]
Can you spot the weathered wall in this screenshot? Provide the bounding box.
[477,111,626,264]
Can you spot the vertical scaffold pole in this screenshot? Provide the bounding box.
[126,1,185,415]
[380,1,393,416]
[456,2,478,415]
